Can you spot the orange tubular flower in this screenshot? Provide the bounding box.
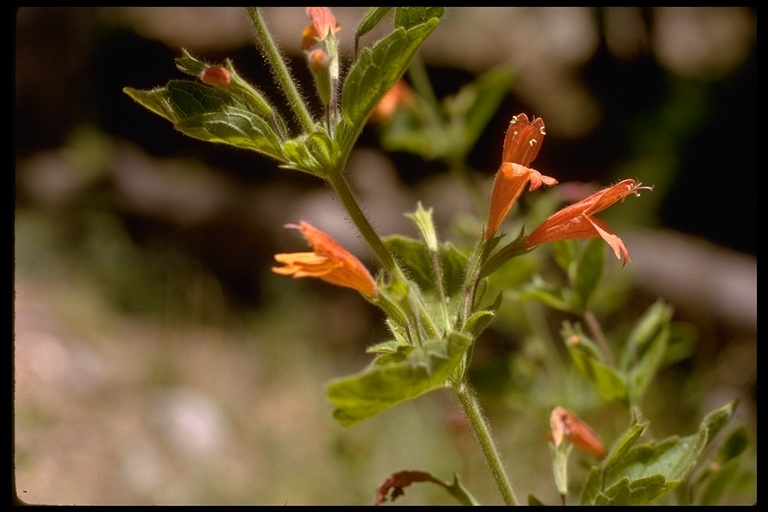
[272,221,378,299]
[371,79,414,123]
[486,113,558,239]
[550,406,605,458]
[302,7,341,50]
[523,179,653,268]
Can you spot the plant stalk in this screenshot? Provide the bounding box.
[453,382,518,505]
[247,7,316,133]
[326,170,407,284]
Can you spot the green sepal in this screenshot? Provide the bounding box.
[479,227,528,278]
[405,201,438,252]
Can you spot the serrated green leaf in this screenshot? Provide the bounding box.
[582,401,739,505]
[175,107,282,157]
[124,81,285,161]
[123,86,173,122]
[340,19,440,153]
[602,414,649,471]
[595,474,674,505]
[326,332,471,427]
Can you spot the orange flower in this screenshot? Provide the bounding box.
[272,221,378,298]
[302,7,341,50]
[550,406,605,458]
[371,79,414,123]
[486,113,558,239]
[523,179,653,268]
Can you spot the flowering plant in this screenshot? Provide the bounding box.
[124,7,751,505]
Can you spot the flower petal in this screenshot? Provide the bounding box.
[502,113,546,167]
[272,222,378,298]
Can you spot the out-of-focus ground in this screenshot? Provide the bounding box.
[14,7,756,505]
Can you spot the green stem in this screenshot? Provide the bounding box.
[326,170,406,284]
[247,7,315,133]
[453,382,518,505]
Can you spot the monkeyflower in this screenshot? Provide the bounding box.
[272,221,378,299]
[550,406,605,458]
[302,7,341,108]
[524,179,653,268]
[486,113,558,239]
[302,7,341,50]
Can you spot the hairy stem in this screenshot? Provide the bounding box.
[453,382,518,505]
[247,7,315,133]
[326,170,406,284]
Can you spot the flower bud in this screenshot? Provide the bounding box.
[200,66,230,88]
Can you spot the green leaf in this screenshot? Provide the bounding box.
[463,300,499,338]
[594,475,675,505]
[175,48,276,120]
[366,338,406,355]
[374,282,413,330]
[394,7,445,29]
[570,238,605,311]
[280,131,338,176]
[340,18,441,153]
[124,81,285,161]
[175,108,282,155]
[327,332,471,427]
[385,235,433,290]
[561,322,628,405]
[440,243,470,297]
[443,65,515,160]
[694,425,753,505]
[619,300,673,406]
[513,274,580,313]
[581,400,739,505]
[123,86,180,123]
[354,7,392,56]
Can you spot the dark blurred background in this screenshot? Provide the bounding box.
[14,7,756,505]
